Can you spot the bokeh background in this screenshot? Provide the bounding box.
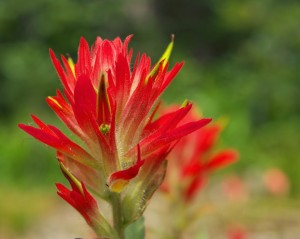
[1,0,300,238]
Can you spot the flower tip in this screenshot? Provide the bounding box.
[79,36,87,43]
[127,34,134,40]
[198,117,213,129]
[181,99,191,108]
[78,37,89,51]
[49,48,58,61]
[55,182,65,192]
[17,123,25,129]
[49,48,60,68]
[206,118,213,124]
[171,34,175,42]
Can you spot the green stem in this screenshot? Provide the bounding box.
[111,193,125,239]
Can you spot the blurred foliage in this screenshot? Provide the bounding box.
[0,187,54,235]
[154,0,300,194]
[0,0,300,234]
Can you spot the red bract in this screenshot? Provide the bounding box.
[56,163,100,226]
[56,163,113,236]
[161,109,238,201]
[19,35,211,223]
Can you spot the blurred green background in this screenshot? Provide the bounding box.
[1,0,300,238]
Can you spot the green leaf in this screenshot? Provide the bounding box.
[125,217,145,239]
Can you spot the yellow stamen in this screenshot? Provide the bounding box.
[99,123,110,135]
[180,99,190,108]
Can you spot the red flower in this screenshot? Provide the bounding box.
[161,108,238,201]
[19,35,211,222]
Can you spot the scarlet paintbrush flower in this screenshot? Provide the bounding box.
[161,109,238,201]
[19,35,211,236]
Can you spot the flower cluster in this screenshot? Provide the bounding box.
[19,35,211,237]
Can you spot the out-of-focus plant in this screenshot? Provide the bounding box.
[161,116,238,201]
[153,108,238,238]
[263,167,290,196]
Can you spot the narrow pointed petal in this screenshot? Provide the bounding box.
[75,37,91,78]
[115,54,131,110]
[100,40,115,71]
[49,49,73,97]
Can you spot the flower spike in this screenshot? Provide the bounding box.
[19,35,212,233]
